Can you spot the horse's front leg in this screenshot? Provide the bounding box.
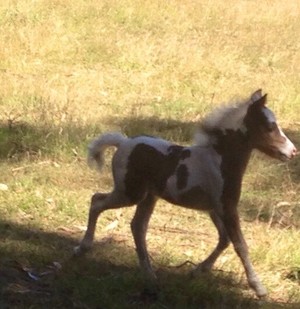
[223,208,267,298]
[192,210,230,275]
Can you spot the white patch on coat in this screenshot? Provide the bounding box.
[194,130,210,146]
[277,126,296,158]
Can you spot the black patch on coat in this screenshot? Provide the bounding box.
[177,186,211,210]
[176,164,188,190]
[124,143,191,202]
[167,145,191,160]
[212,128,251,208]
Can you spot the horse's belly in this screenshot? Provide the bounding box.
[161,185,212,211]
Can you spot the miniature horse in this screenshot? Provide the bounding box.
[74,90,297,297]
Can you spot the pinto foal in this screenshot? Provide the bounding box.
[74,90,297,297]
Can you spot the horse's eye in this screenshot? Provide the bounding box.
[266,122,277,132]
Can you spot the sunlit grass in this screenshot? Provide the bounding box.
[0,0,300,307]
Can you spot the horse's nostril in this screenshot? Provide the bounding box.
[292,148,298,157]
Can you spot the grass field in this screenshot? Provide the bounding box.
[0,0,300,308]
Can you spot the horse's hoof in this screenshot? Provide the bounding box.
[249,278,268,298]
[190,268,200,278]
[147,272,157,283]
[73,245,82,256]
[255,286,268,299]
[73,245,90,256]
[190,264,211,278]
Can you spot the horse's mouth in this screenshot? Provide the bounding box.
[278,147,299,161]
[279,152,291,162]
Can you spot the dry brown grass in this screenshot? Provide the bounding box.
[0,0,300,308]
[1,0,300,125]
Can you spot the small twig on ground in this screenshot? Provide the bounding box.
[150,225,211,237]
[11,160,53,172]
[167,260,197,269]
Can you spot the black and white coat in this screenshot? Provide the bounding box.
[75,90,297,298]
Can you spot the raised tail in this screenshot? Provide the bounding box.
[88,132,126,170]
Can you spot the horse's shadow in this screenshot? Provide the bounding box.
[0,218,297,309]
[113,115,197,143]
[1,115,299,174]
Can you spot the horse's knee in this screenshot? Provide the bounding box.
[218,235,230,250]
[91,192,107,204]
[89,193,108,216]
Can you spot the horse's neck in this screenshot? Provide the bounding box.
[213,131,252,201]
[220,146,252,178]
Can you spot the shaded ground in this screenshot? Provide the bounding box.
[0,218,299,309]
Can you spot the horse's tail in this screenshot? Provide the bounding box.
[88,132,126,171]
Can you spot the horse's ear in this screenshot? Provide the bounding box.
[250,89,263,102]
[252,93,268,107]
[250,89,267,106]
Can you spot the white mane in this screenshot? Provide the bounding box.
[194,98,251,146]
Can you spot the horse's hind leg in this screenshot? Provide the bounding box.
[74,190,131,255]
[131,194,157,280]
[192,210,230,276]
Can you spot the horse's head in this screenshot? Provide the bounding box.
[244,90,297,161]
